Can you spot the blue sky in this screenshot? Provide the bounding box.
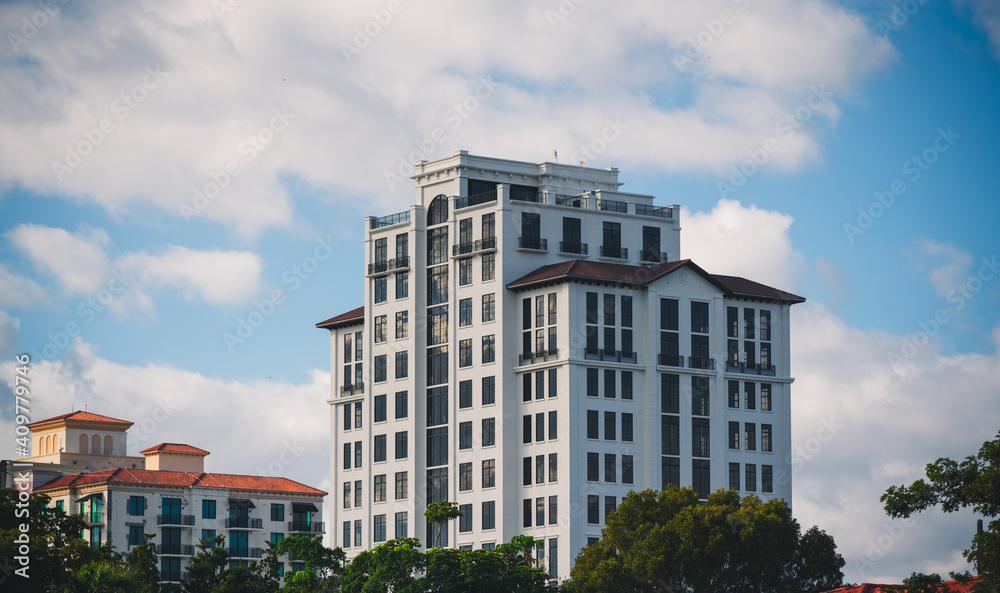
[1,0,999,585]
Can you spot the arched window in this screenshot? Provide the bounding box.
[428,195,449,226]
[39,437,45,455]
[45,435,51,454]
[80,434,89,454]
[91,435,100,455]
[104,435,113,455]
[55,435,60,453]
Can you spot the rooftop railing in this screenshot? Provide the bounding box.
[370,210,410,229]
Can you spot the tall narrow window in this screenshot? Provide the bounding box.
[602,221,622,258]
[521,213,541,249]
[641,226,661,262]
[562,217,582,254]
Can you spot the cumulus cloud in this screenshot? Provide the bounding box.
[0,309,20,353]
[0,263,47,307]
[0,0,894,237]
[6,224,112,295]
[906,239,974,298]
[956,0,1000,59]
[119,245,264,305]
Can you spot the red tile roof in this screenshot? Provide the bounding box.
[35,467,326,495]
[28,411,133,429]
[824,577,979,593]
[316,305,364,329]
[712,274,806,304]
[140,443,210,455]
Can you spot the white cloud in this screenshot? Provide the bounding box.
[956,0,1000,59]
[0,0,894,236]
[907,239,974,298]
[0,263,47,307]
[6,224,112,295]
[119,245,264,305]
[0,309,20,353]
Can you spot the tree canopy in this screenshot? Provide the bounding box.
[569,486,844,593]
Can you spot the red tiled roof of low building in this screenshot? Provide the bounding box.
[140,443,210,455]
[824,576,979,593]
[36,468,326,495]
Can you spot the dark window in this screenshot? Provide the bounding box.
[396,233,408,260]
[395,391,408,419]
[459,504,473,533]
[730,462,741,491]
[459,380,472,409]
[510,184,539,201]
[481,253,495,281]
[761,424,772,452]
[549,368,558,398]
[343,442,351,470]
[355,402,362,429]
[604,369,616,398]
[523,499,532,528]
[642,226,661,261]
[762,465,773,493]
[536,370,545,400]
[622,413,633,442]
[482,212,495,240]
[536,412,545,442]
[483,418,495,447]
[728,306,739,338]
[587,410,599,439]
[129,496,146,516]
[395,431,407,460]
[374,277,387,303]
[562,217,581,251]
[745,423,756,451]
[374,434,386,462]
[427,265,448,305]
[374,354,387,383]
[623,455,633,484]
[523,457,532,486]
[745,382,756,410]
[355,441,362,468]
[661,374,679,413]
[587,452,599,482]
[459,421,472,450]
[482,459,495,488]
[604,411,616,441]
[428,195,448,226]
[602,221,622,257]
[760,310,771,341]
[662,415,679,455]
[691,301,710,333]
[374,475,386,502]
[549,497,558,526]
[396,511,408,537]
[427,346,448,386]
[482,293,495,323]
[427,427,448,467]
[746,464,757,492]
[521,213,541,249]
[459,217,473,245]
[587,495,599,524]
[548,410,557,440]
[522,373,531,402]
[523,415,532,444]
[395,311,408,339]
[536,455,545,484]
[729,422,740,450]
[375,315,387,342]
[603,294,616,326]
[428,305,448,345]
[459,339,472,368]
[460,463,472,491]
[622,371,633,400]
[693,460,711,499]
[662,457,680,489]
[459,298,472,327]
[661,298,678,331]
[549,453,558,482]
[536,497,545,527]
[692,418,710,458]
[761,383,772,411]
[375,394,386,422]
[745,308,755,339]
[427,387,448,426]
[482,501,495,530]
[201,499,213,519]
[587,368,599,396]
[692,376,710,416]
[605,496,617,519]
[691,334,710,361]
[586,292,599,324]
[482,376,495,405]
[621,295,632,327]
[605,453,617,483]
[729,381,740,409]
[396,271,408,299]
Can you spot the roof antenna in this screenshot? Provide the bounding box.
[552,149,558,163]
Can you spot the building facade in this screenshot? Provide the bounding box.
[25,412,325,585]
[317,151,804,581]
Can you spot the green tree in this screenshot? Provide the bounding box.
[569,487,844,593]
[276,535,345,592]
[881,430,1000,590]
[123,533,159,590]
[340,537,426,593]
[424,501,463,548]
[52,562,157,593]
[184,535,230,593]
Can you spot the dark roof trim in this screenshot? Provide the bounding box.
[77,492,104,504]
[316,305,365,330]
[292,502,319,513]
[228,498,256,509]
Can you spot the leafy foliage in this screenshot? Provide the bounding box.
[424,501,463,548]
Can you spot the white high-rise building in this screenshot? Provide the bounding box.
[317,151,804,582]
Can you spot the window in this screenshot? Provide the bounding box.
[662,457,680,489]
[536,455,545,484]
[482,376,495,405]
[586,292,599,324]
[604,496,617,520]
[355,402,362,429]
[428,265,448,305]
[762,424,772,452]
[562,217,582,252]
[549,453,558,482]
[460,504,473,532]
[459,339,472,368]
[344,334,352,363]
[354,520,362,547]
[88,525,102,548]
[762,465,773,493]
[343,483,351,509]
[396,512,408,538]
[602,221,622,257]
[523,457,532,486]
[355,441,362,468]
[603,293,615,326]
[355,331,363,360]
[428,308,448,348]
[428,194,449,224]
[536,497,545,527]
[642,226,661,261]
[604,369,616,398]
[622,413,633,442]
[549,498,558,526]
[128,496,145,516]
[623,455,634,484]
[459,421,472,450]
[605,454,617,483]
[587,495,599,524]
[692,418,710,458]
[395,391,408,419]
[460,463,473,491]
[482,335,495,364]
[482,501,496,530]
[482,418,495,447]
[662,415,680,455]
[691,301,710,333]
[604,411,616,441]
[728,381,740,408]
[396,272,409,299]
[587,411,598,439]
[374,355,387,382]
[745,382,756,410]
[521,213,541,249]
[661,374,679,413]
[622,371,633,400]
[374,475,386,502]
[536,412,545,442]
[523,415,532,444]
[548,368,557,398]
[693,460,711,499]
[395,351,408,379]
[375,394,387,422]
[730,463,741,491]
[587,368,598,396]
[427,427,448,467]
[482,293,495,322]
[375,315,387,343]
[587,453,599,482]
[458,380,472,409]
[355,481,362,507]
[728,307,739,338]
[746,464,757,492]
[482,459,495,488]
[374,277,387,303]
[548,411,557,440]
[428,386,448,426]
[459,298,472,327]
[761,383,772,411]
[482,212,495,239]
[343,443,350,470]
[730,421,742,450]
[536,370,545,399]
[395,311,408,339]
[374,434,387,462]
[128,525,144,546]
[760,310,771,341]
[270,503,283,522]
[374,514,387,543]
[482,253,495,281]
[459,259,472,286]
[395,471,408,499]
[692,376,710,416]
[343,522,351,548]
[744,423,757,451]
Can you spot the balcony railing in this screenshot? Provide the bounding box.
[160,570,187,582]
[157,514,195,526]
[452,238,496,258]
[599,246,628,259]
[658,353,684,367]
[688,357,716,371]
[559,241,588,255]
[341,382,364,396]
[635,204,675,219]
[289,521,325,533]
[597,198,628,213]
[367,256,410,276]
[75,512,103,524]
[225,517,263,529]
[518,348,559,366]
[370,210,410,229]
[518,237,548,251]
[227,547,262,559]
[726,361,776,376]
[157,543,195,556]
[640,250,670,263]
[455,191,497,210]
[584,349,636,364]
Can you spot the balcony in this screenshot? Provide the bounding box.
[289,521,325,534]
[160,570,187,583]
[455,191,497,210]
[367,256,410,276]
[518,237,548,251]
[635,204,675,219]
[658,353,684,367]
[341,382,364,396]
[726,361,776,376]
[640,250,670,264]
[452,238,497,259]
[225,517,263,529]
[370,210,410,229]
[559,241,588,255]
[75,512,103,524]
[518,348,559,366]
[227,547,262,559]
[157,514,195,527]
[584,349,637,364]
[157,543,195,556]
[599,246,628,259]
[688,357,716,371]
[597,198,628,213]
